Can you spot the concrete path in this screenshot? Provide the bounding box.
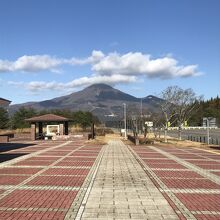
[80,140,178,220]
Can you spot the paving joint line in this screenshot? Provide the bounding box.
[0,185,81,191]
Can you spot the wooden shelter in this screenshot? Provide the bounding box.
[25,114,70,140]
[0,98,11,109]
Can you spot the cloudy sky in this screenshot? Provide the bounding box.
[0,0,219,104]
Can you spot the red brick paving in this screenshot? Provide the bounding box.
[0,139,103,219]
[56,161,94,167]
[175,193,220,211]
[154,170,203,178]
[13,160,54,166]
[161,178,220,189]
[130,144,220,219]
[142,158,175,163]
[0,210,66,220]
[147,162,186,169]
[0,190,78,209]
[24,156,61,161]
[0,167,42,175]
[185,160,220,165]
[38,151,70,156]
[194,214,220,220]
[137,153,167,158]
[26,176,85,187]
[42,168,90,176]
[0,176,30,185]
[63,156,96,161]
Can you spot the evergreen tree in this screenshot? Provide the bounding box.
[0,108,9,129]
[11,107,37,129]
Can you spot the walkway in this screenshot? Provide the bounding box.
[0,138,220,219]
[79,140,178,220]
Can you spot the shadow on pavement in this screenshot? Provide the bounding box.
[0,153,27,163]
[0,143,36,153]
[210,146,220,151]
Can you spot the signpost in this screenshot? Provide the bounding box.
[145,121,153,127]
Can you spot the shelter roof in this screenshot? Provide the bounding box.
[0,98,11,103]
[25,114,70,122]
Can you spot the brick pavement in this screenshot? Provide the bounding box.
[1,138,220,219]
[129,144,220,220]
[0,138,104,220]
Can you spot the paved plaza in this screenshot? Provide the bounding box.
[0,138,220,219]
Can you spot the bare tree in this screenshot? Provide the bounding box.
[159,86,202,141]
[158,88,178,142]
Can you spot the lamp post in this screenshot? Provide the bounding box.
[123,103,127,140]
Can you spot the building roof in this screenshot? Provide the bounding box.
[0,98,11,103]
[25,114,70,122]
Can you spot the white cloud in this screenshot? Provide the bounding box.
[14,55,63,72]
[92,52,200,79]
[0,50,200,79]
[66,74,136,88]
[3,50,201,93]
[69,50,104,65]
[0,55,63,73]
[8,74,136,92]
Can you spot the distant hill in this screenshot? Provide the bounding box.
[9,83,163,121]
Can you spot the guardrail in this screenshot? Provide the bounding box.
[168,127,218,130]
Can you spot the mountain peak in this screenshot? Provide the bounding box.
[9,83,162,121]
[86,83,113,90]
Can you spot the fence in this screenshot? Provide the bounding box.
[187,135,220,145]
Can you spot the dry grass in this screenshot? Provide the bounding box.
[0,128,31,135]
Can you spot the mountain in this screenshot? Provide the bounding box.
[9,84,162,121]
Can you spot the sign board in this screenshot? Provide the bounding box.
[203,117,216,127]
[46,125,60,136]
[145,121,153,127]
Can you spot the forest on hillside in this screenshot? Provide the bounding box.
[189,96,220,126]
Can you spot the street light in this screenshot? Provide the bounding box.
[123,103,127,140]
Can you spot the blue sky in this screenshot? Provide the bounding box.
[0,0,219,104]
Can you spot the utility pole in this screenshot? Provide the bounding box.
[140,98,143,134]
[123,103,127,140]
[140,98,143,118]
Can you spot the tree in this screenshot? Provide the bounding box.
[156,87,179,142]
[171,87,202,140]
[11,107,37,129]
[72,111,100,130]
[159,86,202,141]
[189,96,220,127]
[0,108,9,129]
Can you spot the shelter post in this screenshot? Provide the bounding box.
[31,123,36,141]
[59,123,64,135]
[64,121,69,135]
